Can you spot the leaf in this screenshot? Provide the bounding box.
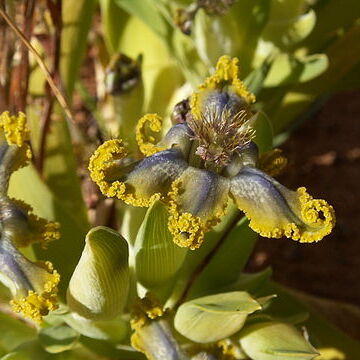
[174,291,261,343]
[193,9,241,67]
[231,0,271,75]
[8,165,88,298]
[263,53,328,87]
[80,337,145,359]
[61,0,97,97]
[114,0,171,41]
[38,324,79,354]
[187,218,258,299]
[99,0,129,54]
[263,282,360,359]
[0,312,36,352]
[135,201,187,290]
[240,321,318,360]
[64,313,129,343]
[252,111,274,153]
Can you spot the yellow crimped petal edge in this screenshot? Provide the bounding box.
[166,178,227,249]
[10,198,60,249]
[190,56,256,119]
[0,111,29,147]
[10,261,60,323]
[245,187,335,243]
[136,114,166,156]
[88,139,161,207]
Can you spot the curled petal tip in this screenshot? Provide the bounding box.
[230,167,335,243]
[296,187,335,243]
[136,114,166,156]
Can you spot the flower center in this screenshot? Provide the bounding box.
[187,91,255,168]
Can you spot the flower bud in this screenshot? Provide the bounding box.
[239,322,319,360]
[174,291,261,343]
[67,226,129,320]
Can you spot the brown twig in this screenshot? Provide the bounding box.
[174,212,242,309]
[36,0,63,173]
[0,5,73,121]
[15,0,35,111]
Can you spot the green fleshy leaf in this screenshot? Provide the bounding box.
[252,111,274,153]
[99,0,129,54]
[67,226,129,320]
[61,0,97,97]
[135,201,187,290]
[240,321,318,360]
[64,313,129,343]
[0,313,36,352]
[80,337,145,359]
[263,53,328,87]
[262,282,360,359]
[114,0,171,40]
[244,58,272,96]
[1,340,95,360]
[193,9,241,67]
[175,291,261,343]
[38,324,79,354]
[187,218,257,299]
[8,165,88,297]
[231,0,271,75]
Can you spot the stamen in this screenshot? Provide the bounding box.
[188,106,256,167]
[258,149,288,177]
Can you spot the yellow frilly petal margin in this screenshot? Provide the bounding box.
[135,114,166,156]
[167,168,229,250]
[230,168,335,243]
[10,261,60,323]
[89,139,161,207]
[190,56,256,119]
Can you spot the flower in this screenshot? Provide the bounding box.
[89,56,335,250]
[0,112,60,322]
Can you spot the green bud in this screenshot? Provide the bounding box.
[67,226,129,320]
[239,321,319,360]
[174,291,261,343]
[135,201,187,289]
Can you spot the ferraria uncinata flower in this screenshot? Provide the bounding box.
[0,112,60,323]
[89,56,335,250]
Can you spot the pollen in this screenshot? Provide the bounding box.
[0,111,29,147]
[10,198,60,249]
[136,114,166,156]
[10,261,60,323]
[167,179,205,249]
[258,148,288,177]
[89,139,161,207]
[188,107,256,167]
[190,56,256,120]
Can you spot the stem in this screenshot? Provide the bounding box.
[36,0,63,173]
[0,5,73,121]
[174,211,242,308]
